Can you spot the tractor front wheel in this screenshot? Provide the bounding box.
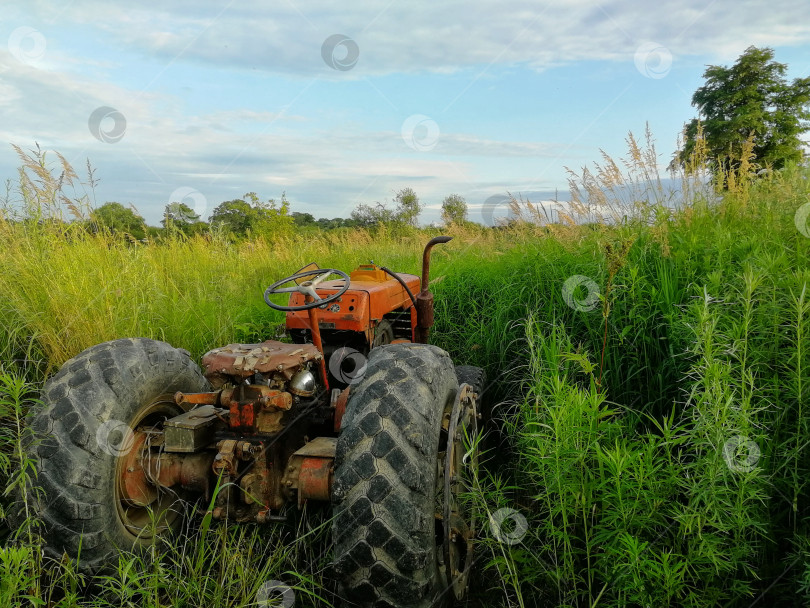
[332,343,465,608]
[24,338,209,571]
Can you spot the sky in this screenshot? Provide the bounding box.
[1,0,810,226]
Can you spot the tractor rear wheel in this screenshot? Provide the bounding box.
[24,338,208,571]
[332,343,460,608]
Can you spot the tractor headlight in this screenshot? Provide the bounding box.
[289,369,317,397]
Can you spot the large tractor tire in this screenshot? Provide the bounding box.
[24,338,208,571]
[332,343,461,608]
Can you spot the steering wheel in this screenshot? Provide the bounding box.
[264,268,351,312]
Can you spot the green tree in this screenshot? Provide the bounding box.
[291,211,316,228]
[209,192,293,239]
[677,46,810,172]
[90,202,146,239]
[350,202,397,227]
[440,194,468,225]
[351,188,423,228]
[394,187,422,226]
[162,202,207,236]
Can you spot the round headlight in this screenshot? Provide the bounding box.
[289,369,316,397]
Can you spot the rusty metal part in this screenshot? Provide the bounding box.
[307,301,330,392]
[282,436,337,507]
[201,340,322,383]
[213,439,239,477]
[420,236,452,291]
[225,386,292,434]
[145,451,214,496]
[442,382,478,601]
[119,432,156,507]
[415,236,452,343]
[174,391,219,407]
[120,431,215,507]
[332,387,351,432]
[298,458,332,504]
[414,291,435,344]
[163,404,223,452]
[240,471,267,505]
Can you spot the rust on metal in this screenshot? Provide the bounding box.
[306,300,330,392]
[201,340,322,385]
[120,433,215,507]
[224,386,292,434]
[281,436,337,507]
[332,387,351,432]
[442,383,478,600]
[415,236,452,343]
[119,432,156,507]
[145,452,214,496]
[298,457,332,504]
[174,391,219,407]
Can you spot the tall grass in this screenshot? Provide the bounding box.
[1,136,809,606]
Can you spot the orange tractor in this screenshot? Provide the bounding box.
[27,236,485,607]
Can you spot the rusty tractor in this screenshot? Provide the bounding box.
[27,236,486,607]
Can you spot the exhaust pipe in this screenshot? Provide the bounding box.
[415,236,452,343]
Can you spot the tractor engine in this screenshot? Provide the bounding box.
[142,341,336,524]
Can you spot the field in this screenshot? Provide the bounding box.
[1,137,810,607]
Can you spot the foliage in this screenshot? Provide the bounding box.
[208,192,293,239]
[161,202,208,237]
[89,202,147,240]
[351,187,423,228]
[394,187,422,226]
[677,46,810,173]
[440,193,468,225]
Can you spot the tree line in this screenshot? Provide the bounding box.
[88,187,472,240]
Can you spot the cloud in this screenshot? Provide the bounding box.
[28,0,810,77]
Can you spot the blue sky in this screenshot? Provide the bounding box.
[2,0,809,226]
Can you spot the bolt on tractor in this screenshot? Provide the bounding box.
[27,236,486,607]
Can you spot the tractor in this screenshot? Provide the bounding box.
[26,236,485,608]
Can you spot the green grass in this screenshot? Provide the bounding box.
[1,140,809,606]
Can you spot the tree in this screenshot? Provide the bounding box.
[291,211,316,227]
[350,188,423,228]
[162,202,207,236]
[350,202,396,227]
[209,192,293,239]
[440,194,468,225]
[394,187,422,226]
[90,202,146,239]
[677,46,810,173]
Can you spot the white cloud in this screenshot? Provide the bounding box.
[26,0,810,76]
